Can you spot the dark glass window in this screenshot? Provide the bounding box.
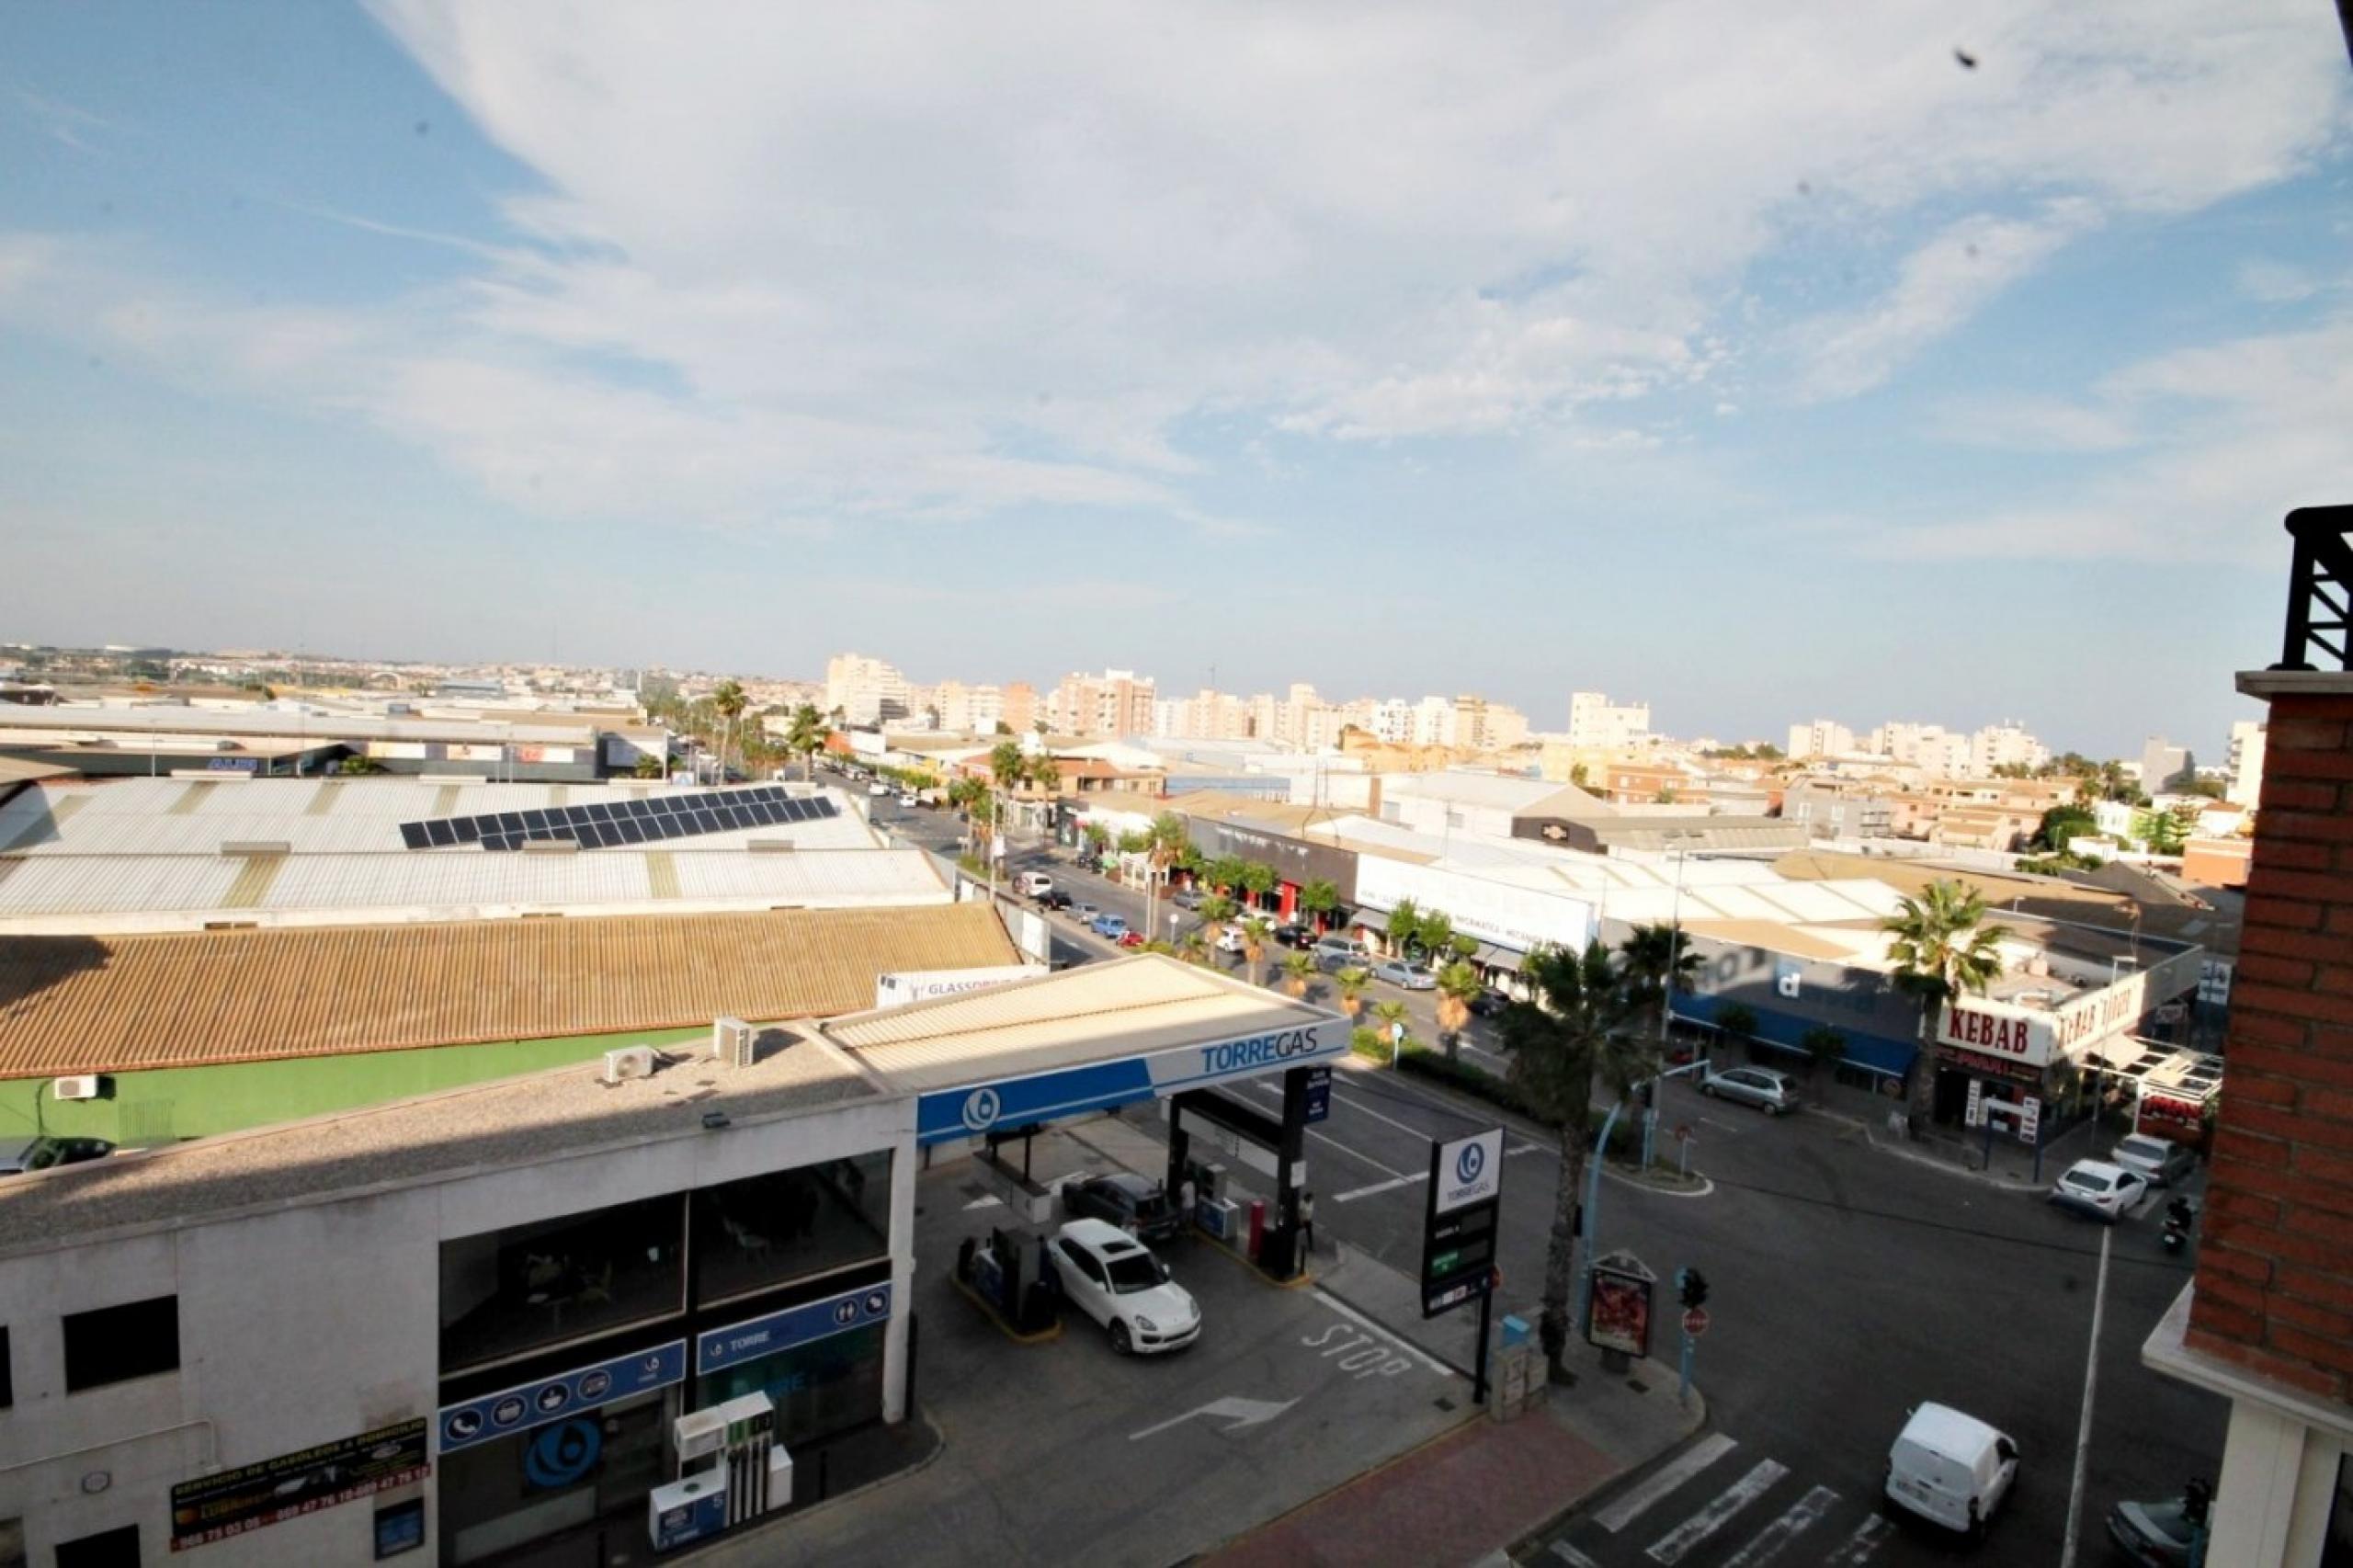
[63,1296,178,1392]
[1,1324,11,1407]
[55,1523,141,1568]
[692,1324,884,1453]
[691,1152,892,1306]
[439,1196,685,1372]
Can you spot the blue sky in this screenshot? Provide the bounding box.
[3,2,2348,758]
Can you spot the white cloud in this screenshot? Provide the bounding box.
[1790,203,2101,402]
[1927,394,2140,452]
[1865,312,2353,561]
[2236,258,2324,303]
[12,0,2350,542]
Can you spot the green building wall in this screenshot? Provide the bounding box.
[1,1024,713,1147]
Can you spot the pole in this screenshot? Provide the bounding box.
[1472,1287,1493,1405]
[2059,1226,2111,1568]
[1660,843,1688,1050]
[1677,1323,1694,1404]
[1575,1098,1627,1335]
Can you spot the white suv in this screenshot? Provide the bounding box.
[1046,1220,1200,1355]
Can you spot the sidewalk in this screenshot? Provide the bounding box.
[1199,1350,1702,1568]
[1803,1073,2099,1191]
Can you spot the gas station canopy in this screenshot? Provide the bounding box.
[816,954,1347,1145]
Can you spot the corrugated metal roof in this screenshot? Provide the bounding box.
[0,901,1018,1077]
[824,955,1340,1094]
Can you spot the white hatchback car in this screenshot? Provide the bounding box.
[2110,1132,2197,1187]
[1045,1219,1200,1355]
[2050,1158,2150,1222]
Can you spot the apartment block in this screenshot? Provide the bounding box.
[1566,690,1651,750]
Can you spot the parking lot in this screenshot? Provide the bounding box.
[763,1119,1474,1568]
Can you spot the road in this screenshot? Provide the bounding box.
[875,799,2226,1564]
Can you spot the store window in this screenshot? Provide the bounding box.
[440,1196,685,1372]
[53,1525,140,1568]
[438,1388,672,1567]
[692,1152,891,1306]
[63,1297,178,1392]
[692,1323,885,1453]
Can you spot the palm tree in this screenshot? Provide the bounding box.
[711,679,747,781]
[1370,1000,1412,1061]
[1239,917,1274,986]
[1176,930,1209,966]
[1280,951,1316,999]
[1198,894,1238,961]
[783,704,828,781]
[1383,896,1423,960]
[1144,812,1191,940]
[1501,940,1648,1377]
[1298,879,1340,933]
[1617,922,1701,1042]
[1435,960,1483,1060]
[1334,966,1370,1023]
[1881,880,2012,1134]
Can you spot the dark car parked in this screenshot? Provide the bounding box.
[1271,923,1314,949]
[1036,888,1073,911]
[1467,989,1509,1018]
[1060,1173,1183,1243]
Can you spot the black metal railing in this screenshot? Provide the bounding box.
[2276,506,2353,671]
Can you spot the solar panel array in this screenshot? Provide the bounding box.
[395,787,837,852]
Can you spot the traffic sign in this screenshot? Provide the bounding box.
[1683,1306,1710,1337]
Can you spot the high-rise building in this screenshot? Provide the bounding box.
[2141,735,2195,794]
[1001,682,1039,735]
[1046,668,1156,738]
[824,652,911,726]
[1969,720,2049,776]
[935,682,1006,733]
[1786,719,1857,759]
[1483,705,1529,750]
[1566,691,1651,750]
[2226,720,2267,808]
[1867,722,1972,777]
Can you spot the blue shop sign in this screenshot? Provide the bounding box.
[697,1282,893,1373]
[437,1340,687,1455]
[1303,1065,1332,1124]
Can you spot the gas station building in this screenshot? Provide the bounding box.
[0,956,1343,1567]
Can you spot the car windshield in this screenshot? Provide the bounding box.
[2066,1171,2111,1193]
[2119,1138,2164,1160]
[23,1143,63,1171]
[1105,1252,1169,1293]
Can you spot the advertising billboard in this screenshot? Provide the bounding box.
[170,1419,428,1551]
[1587,1261,1654,1358]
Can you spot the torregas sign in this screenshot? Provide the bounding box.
[1934,948,2204,1071]
[915,1023,1344,1145]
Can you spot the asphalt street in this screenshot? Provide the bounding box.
[873,800,2228,1566]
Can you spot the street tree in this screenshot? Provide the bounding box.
[1881,880,2012,1133]
[1435,960,1483,1060]
[1199,894,1238,956]
[1617,923,1700,1040]
[1334,966,1370,1022]
[1801,1025,1846,1079]
[1501,940,1647,1378]
[1384,896,1423,960]
[2032,801,2098,853]
[783,704,828,781]
[1239,917,1274,986]
[1237,859,1277,915]
[711,680,747,779]
[1417,909,1457,963]
[1370,1000,1411,1055]
[1280,951,1316,999]
[1298,879,1340,932]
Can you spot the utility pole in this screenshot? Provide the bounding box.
[2059,1226,2111,1568]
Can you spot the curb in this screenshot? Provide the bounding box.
[1840,1115,2052,1193]
[1508,1386,1712,1562]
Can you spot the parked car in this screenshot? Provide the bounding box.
[1017,871,1055,898]
[1036,888,1073,911]
[1313,936,1365,973]
[898,792,918,807]
[1117,931,1145,949]
[1883,1403,2018,1538]
[1045,1219,1200,1355]
[1271,923,1314,949]
[2107,1493,2201,1567]
[1214,926,1248,954]
[1090,913,1131,940]
[1072,902,1100,922]
[1370,958,1436,990]
[1467,989,1509,1019]
[0,1136,116,1176]
[1699,1064,1800,1116]
[2110,1132,2197,1187]
[2050,1159,2150,1222]
[867,781,891,797]
[1173,887,1203,910]
[1061,1173,1183,1243]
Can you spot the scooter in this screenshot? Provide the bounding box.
[2163,1196,2197,1255]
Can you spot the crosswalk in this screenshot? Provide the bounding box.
[1537,1431,1904,1568]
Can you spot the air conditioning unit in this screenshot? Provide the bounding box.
[52,1074,108,1102]
[603,1046,658,1085]
[712,1017,755,1068]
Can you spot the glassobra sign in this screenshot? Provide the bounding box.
[170,1418,428,1551]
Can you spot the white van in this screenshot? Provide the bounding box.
[1017,871,1054,898]
[1884,1403,2018,1537]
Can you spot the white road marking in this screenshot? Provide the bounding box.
[1507,1142,1541,1156]
[1820,1514,1893,1565]
[1243,1079,1419,1180]
[1716,1483,1836,1567]
[1548,1542,1602,1568]
[1128,1395,1296,1440]
[1643,1458,1789,1564]
[1595,1433,1739,1532]
[1335,1173,1424,1203]
[1307,1288,1456,1378]
[961,1195,1005,1210]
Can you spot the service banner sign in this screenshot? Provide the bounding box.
[437,1341,687,1455]
[170,1418,428,1551]
[1433,1129,1504,1215]
[873,964,1048,1010]
[1421,1127,1505,1318]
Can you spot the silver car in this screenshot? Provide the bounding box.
[1699,1064,1799,1115]
[2110,1132,2197,1187]
[1369,958,1436,991]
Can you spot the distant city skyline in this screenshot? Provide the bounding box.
[5,5,2340,759]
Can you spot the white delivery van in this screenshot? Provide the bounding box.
[1884,1403,2018,1537]
[1017,871,1055,898]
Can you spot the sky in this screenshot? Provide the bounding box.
[1,4,2348,758]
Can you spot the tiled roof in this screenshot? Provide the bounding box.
[0,901,1018,1078]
